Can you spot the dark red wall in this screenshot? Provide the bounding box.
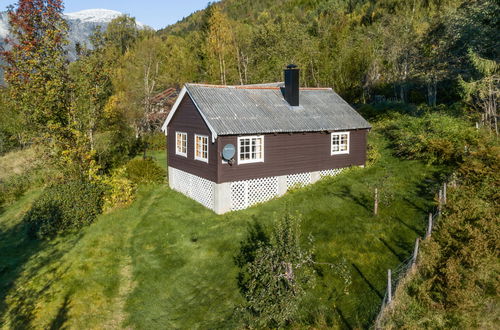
[217,130,368,183]
[167,95,218,182]
[168,94,368,184]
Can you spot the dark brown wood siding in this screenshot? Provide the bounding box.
[217,130,368,183]
[167,95,218,182]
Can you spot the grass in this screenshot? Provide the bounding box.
[0,133,441,329]
[0,148,39,182]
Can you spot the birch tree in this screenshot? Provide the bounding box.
[205,5,237,85]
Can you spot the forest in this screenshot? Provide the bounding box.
[0,0,498,328]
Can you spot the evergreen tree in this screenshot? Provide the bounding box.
[459,50,499,135]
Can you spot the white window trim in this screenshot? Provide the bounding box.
[194,134,209,163]
[331,131,350,155]
[238,135,265,164]
[175,132,188,157]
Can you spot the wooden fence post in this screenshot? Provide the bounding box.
[412,238,420,266]
[374,188,379,216]
[387,269,392,303]
[427,213,433,238]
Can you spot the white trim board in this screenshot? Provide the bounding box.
[161,85,218,143]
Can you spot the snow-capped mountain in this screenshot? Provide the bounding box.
[0,9,148,62]
[64,9,147,60]
[65,9,146,28]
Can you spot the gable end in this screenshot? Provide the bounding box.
[161,86,218,142]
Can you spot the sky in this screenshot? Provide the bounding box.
[0,0,213,30]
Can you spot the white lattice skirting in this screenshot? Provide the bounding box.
[286,172,313,189]
[169,166,344,214]
[169,167,215,210]
[231,176,279,211]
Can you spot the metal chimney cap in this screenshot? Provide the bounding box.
[286,64,298,69]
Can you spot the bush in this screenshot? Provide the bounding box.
[102,167,136,212]
[380,112,480,166]
[94,128,138,172]
[0,175,31,206]
[357,101,419,121]
[124,158,165,184]
[379,138,500,329]
[24,180,104,239]
[142,132,166,151]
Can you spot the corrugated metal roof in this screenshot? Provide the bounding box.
[185,83,371,135]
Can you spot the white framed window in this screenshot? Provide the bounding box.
[176,132,187,157]
[238,135,264,164]
[195,134,209,163]
[331,132,350,155]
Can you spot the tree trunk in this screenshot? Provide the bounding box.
[222,57,227,85]
[236,46,244,85]
[427,74,437,106]
[218,53,224,85]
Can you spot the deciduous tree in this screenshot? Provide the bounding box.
[1,0,70,138]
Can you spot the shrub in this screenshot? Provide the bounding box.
[0,175,31,205]
[379,138,500,329]
[357,101,419,121]
[142,132,166,151]
[366,135,383,167]
[124,158,165,184]
[102,167,136,212]
[381,112,480,166]
[24,180,104,239]
[94,129,138,172]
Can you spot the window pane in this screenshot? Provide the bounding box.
[332,133,349,154]
[195,136,208,160]
[239,137,264,162]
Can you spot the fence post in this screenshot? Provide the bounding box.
[374,188,379,216]
[427,213,433,238]
[387,269,392,303]
[412,238,420,266]
[443,183,447,204]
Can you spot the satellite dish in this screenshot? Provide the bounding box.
[222,144,236,161]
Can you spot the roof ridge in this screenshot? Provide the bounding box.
[186,83,332,91]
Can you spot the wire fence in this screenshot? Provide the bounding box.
[374,180,451,329]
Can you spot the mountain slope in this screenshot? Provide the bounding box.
[0,8,148,62]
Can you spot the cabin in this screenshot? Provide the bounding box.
[161,65,371,214]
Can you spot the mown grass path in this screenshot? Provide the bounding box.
[0,135,440,329]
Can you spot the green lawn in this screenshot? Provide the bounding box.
[0,134,440,329]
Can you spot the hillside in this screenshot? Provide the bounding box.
[156,0,498,104]
[0,134,442,328]
[0,0,497,328]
